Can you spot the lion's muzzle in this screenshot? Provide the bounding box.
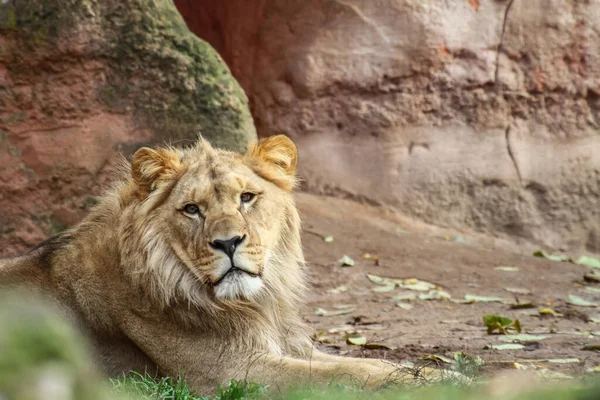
[207,234,264,300]
[209,235,246,259]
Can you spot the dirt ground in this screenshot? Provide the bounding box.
[296,193,600,378]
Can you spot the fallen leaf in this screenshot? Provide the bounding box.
[332,304,354,309]
[483,315,521,334]
[366,274,436,291]
[366,274,391,285]
[585,287,600,294]
[585,270,600,283]
[423,354,454,364]
[398,279,437,292]
[539,308,563,317]
[465,294,506,303]
[499,334,547,343]
[485,344,525,350]
[313,329,326,338]
[313,330,338,344]
[588,366,600,373]
[548,358,580,364]
[393,293,417,301]
[395,227,405,233]
[362,253,375,259]
[450,299,474,304]
[328,325,355,334]
[315,307,355,317]
[372,284,396,293]
[419,290,452,301]
[575,255,600,269]
[453,352,484,369]
[315,334,337,344]
[338,255,355,267]
[533,250,570,262]
[467,0,480,12]
[327,285,349,294]
[363,343,394,350]
[397,302,414,310]
[504,287,532,295]
[567,295,599,307]
[346,333,367,346]
[582,344,600,351]
[324,236,334,243]
[495,266,519,272]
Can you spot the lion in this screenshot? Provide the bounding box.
[0,135,460,395]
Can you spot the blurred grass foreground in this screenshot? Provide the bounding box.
[1,291,599,400]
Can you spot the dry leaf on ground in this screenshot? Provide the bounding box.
[338,255,355,267]
[345,333,367,345]
[495,266,519,272]
[315,307,355,317]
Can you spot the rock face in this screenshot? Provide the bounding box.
[0,0,256,256]
[175,0,600,253]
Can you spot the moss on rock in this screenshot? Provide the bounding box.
[100,0,256,151]
[0,0,256,152]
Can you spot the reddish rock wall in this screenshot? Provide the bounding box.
[0,0,256,257]
[175,0,600,253]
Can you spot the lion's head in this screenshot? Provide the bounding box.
[119,135,305,308]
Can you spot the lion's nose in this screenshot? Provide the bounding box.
[209,235,245,258]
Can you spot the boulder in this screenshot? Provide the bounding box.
[175,0,600,253]
[0,0,256,256]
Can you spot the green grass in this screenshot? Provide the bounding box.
[111,372,266,400]
[110,372,600,400]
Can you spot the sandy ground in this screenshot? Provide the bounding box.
[296,193,600,378]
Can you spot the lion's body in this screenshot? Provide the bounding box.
[0,136,457,394]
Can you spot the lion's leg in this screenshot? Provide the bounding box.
[300,347,469,385]
[227,352,416,391]
[119,312,403,393]
[119,311,468,396]
[304,347,396,366]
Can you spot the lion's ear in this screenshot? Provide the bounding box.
[246,135,298,191]
[131,147,181,198]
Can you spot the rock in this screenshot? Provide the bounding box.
[175,0,600,253]
[0,0,256,256]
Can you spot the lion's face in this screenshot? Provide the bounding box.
[129,135,301,302]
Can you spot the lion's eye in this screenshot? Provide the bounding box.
[240,192,255,203]
[183,204,200,217]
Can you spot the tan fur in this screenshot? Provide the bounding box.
[246,135,299,192]
[0,135,461,395]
